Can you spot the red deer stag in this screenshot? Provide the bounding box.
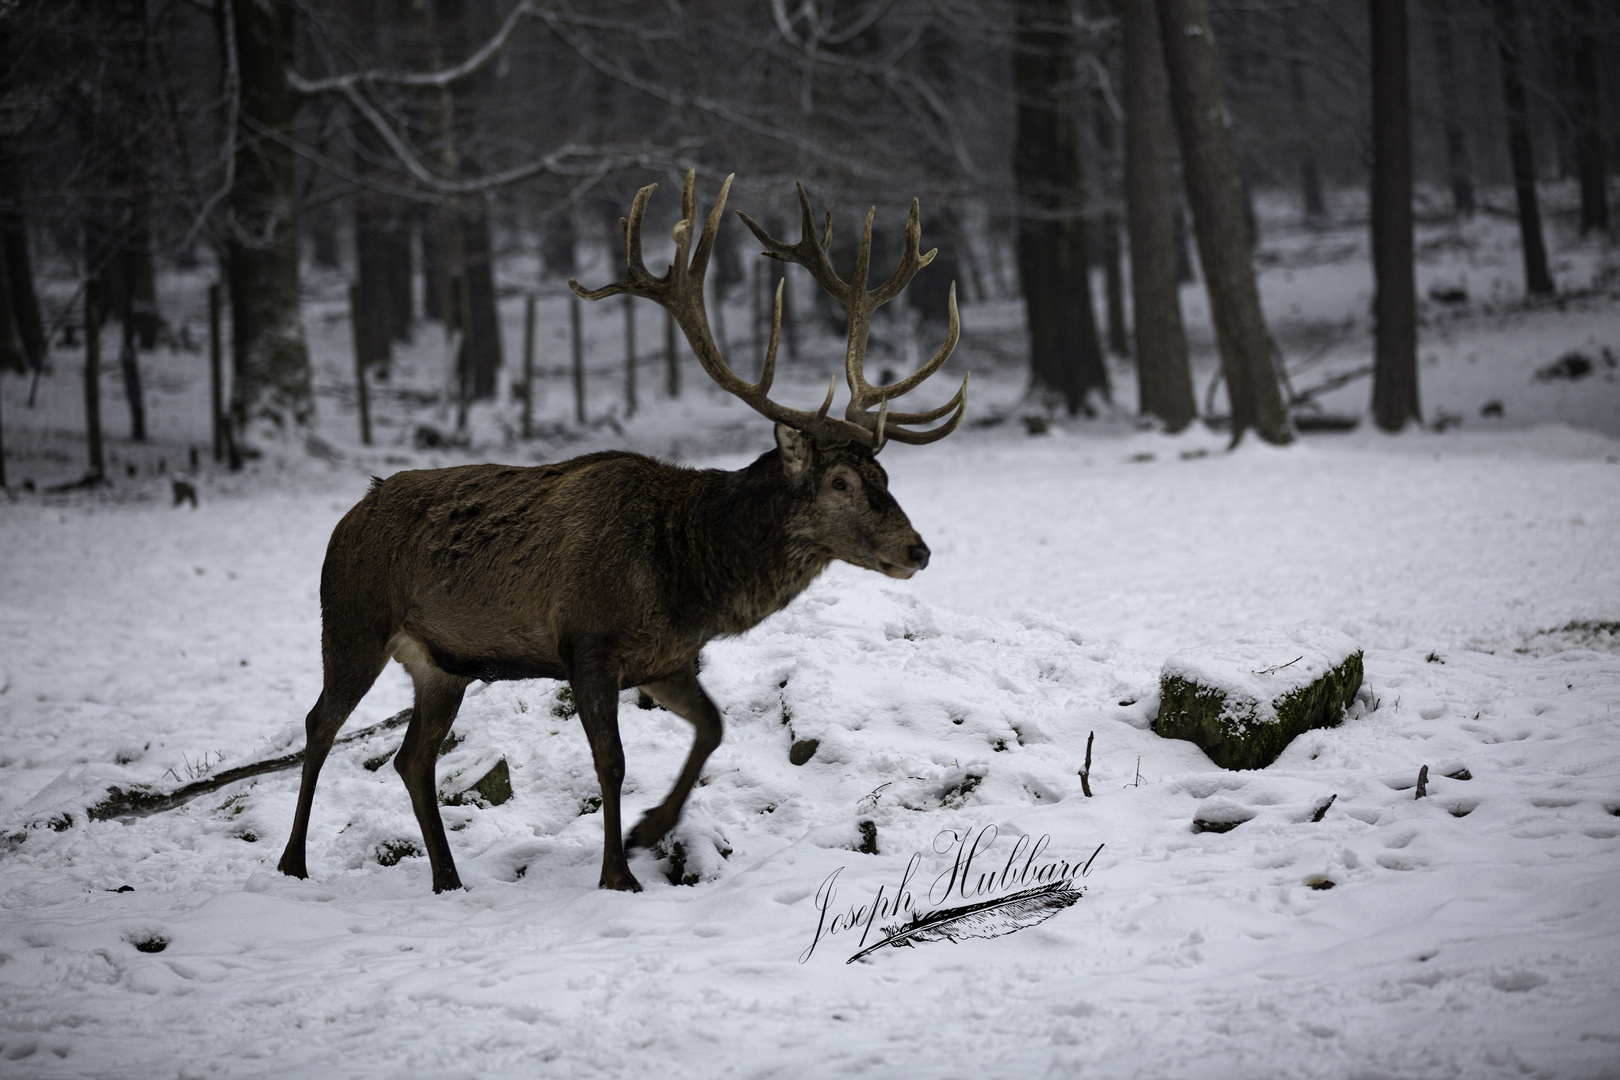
[277,170,967,892]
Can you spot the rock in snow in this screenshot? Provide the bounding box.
[1156,624,1364,769]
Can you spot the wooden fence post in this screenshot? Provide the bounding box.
[623,293,636,418]
[347,284,372,446]
[84,281,104,480]
[208,283,224,462]
[751,261,762,358]
[521,292,536,438]
[455,273,471,433]
[711,277,728,355]
[665,308,678,398]
[570,293,585,424]
[119,260,146,442]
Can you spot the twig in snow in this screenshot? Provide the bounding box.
[858,781,892,809]
[1254,656,1304,676]
[1079,731,1094,798]
[1310,794,1337,822]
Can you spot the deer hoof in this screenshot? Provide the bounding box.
[626,810,674,851]
[276,853,308,879]
[432,872,464,894]
[599,869,643,892]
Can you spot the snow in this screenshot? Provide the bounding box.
[1,198,1619,1078]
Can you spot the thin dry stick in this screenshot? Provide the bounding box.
[1079,730,1094,797]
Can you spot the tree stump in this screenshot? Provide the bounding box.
[1156,625,1363,770]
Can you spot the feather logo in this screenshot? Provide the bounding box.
[846,877,1084,964]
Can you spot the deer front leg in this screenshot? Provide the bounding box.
[627,665,723,851]
[569,642,642,892]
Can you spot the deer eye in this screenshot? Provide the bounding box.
[831,477,849,491]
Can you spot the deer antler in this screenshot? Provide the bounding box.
[737,182,968,447]
[572,170,966,450]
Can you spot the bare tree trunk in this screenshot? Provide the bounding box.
[385,211,412,342]
[1371,0,1421,432]
[1290,61,1327,222]
[1157,0,1291,444]
[908,206,963,330]
[1173,203,1195,283]
[1014,0,1108,414]
[84,283,104,480]
[309,204,341,270]
[119,257,148,441]
[461,205,502,402]
[225,0,313,434]
[1429,0,1475,217]
[421,207,443,321]
[1560,0,1608,234]
[127,206,161,349]
[1491,0,1554,295]
[1102,215,1127,357]
[354,194,395,370]
[0,238,23,372]
[1,215,44,370]
[541,210,576,280]
[1121,0,1195,431]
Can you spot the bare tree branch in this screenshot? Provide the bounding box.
[287,0,540,95]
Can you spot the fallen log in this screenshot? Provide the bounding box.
[87,708,414,821]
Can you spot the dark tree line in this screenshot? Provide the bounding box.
[0,0,1614,447]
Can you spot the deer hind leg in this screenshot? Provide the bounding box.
[569,640,641,892]
[278,632,389,880]
[627,664,723,852]
[393,666,471,893]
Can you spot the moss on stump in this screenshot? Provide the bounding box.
[1156,625,1363,770]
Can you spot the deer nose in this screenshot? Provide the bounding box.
[908,543,931,570]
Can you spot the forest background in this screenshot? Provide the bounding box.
[0,0,1614,468]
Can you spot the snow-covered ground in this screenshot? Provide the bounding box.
[1,194,1618,1078]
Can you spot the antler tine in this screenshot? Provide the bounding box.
[754,279,783,396]
[841,206,880,413]
[869,198,938,307]
[735,183,850,303]
[876,372,970,446]
[570,182,662,302]
[689,170,733,279]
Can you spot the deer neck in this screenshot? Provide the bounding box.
[680,453,830,638]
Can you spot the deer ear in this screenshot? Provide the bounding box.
[775,423,814,480]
